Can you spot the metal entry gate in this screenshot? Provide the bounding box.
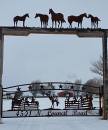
[2,82,102,118]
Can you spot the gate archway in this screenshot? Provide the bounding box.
[0,27,108,119]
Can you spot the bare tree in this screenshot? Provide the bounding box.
[82,78,102,94]
[90,56,103,77]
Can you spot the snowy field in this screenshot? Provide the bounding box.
[1,116,108,130]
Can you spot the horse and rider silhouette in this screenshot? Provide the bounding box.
[48,95,59,109]
[45,93,59,109]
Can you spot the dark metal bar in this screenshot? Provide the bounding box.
[3,81,99,89]
[102,31,108,119]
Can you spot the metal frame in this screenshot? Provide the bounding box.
[0,27,108,120]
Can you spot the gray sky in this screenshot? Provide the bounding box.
[0,0,107,87]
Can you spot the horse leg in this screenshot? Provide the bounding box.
[61,21,62,28]
[91,22,94,28]
[97,21,98,28]
[94,22,96,28]
[52,102,54,108]
[45,22,46,28]
[78,22,79,28]
[23,21,25,27]
[40,21,42,28]
[46,22,48,28]
[14,21,15,27]
[16,21,18,27]
[52,21,54,28]
[70,22,72,28]
[56,101,59,106]
[58,21,60,28]
[71,23,73,28]
[69,23,70,28]
[55,21,56,28]
[44,22,46,28]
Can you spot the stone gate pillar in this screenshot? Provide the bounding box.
[0,29,4,123]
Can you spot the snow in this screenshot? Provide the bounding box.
[1,117,108,130]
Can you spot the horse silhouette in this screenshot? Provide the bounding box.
[13,13,29,27]
[35,13,49,28]
[49,8,66,28]
[48,95,59,108]
[67,13,87,28]
[88,14,101,28]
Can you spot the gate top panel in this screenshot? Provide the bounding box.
[0,26,106,37]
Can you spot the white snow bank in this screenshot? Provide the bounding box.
[0,117,108,130]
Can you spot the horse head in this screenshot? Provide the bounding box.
[34,13,38,18]
[25,13,29,18]
[83,13,88,18]
[87,14,92,18]
[49,8,53,14]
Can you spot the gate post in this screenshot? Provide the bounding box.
[0,29,4,123]
[102,31,108,119]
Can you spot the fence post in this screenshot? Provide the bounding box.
[0,30,4,123]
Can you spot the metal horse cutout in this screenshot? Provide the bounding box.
[35,13,49,28]
[48,95,59,109]
[13,13,29,27]
[49,8,66,28]
[13,11,101,28]
[88,14,101,28]
[67,13,88,28]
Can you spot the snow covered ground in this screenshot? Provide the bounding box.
[1,116,108,130]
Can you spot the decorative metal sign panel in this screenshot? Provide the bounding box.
[3,109,99,118]
[2,82,101,118]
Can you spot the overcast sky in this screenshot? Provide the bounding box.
[0,0,107,87]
